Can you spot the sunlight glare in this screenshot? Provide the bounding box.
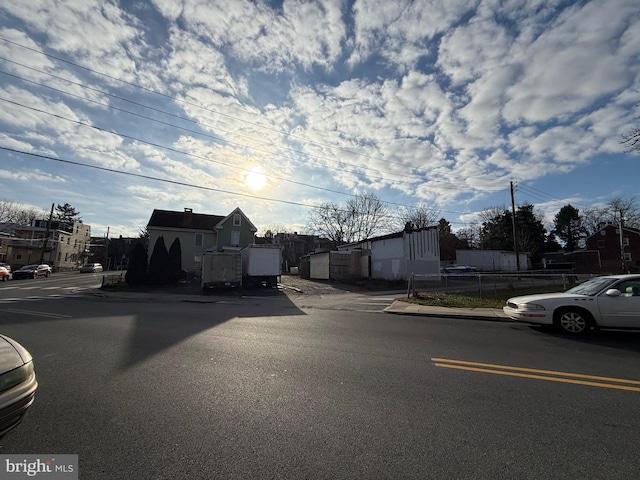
[245,168,267,191]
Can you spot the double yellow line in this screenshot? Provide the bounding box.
[432,358,640,392]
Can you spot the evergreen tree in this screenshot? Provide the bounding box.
[168,237,182,284]
[55,203,81,223]
[125,243,148,286]
[148,236,169,285]
[552,204,585,252]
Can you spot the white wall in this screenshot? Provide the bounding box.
[309,252,330,280]
[456,250,528,272]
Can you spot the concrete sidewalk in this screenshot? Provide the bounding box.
[384,300,510,321]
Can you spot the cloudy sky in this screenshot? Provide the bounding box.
[0,0,638,239]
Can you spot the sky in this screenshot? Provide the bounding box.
[0,0,639,239]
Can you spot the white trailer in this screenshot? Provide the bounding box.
[241,245,281,287]
[201,252,242,289]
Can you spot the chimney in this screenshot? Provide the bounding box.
[184,208,193,228]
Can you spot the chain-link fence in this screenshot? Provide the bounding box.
[407,271,593,299]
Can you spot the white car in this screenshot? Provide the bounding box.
[503,274,640,334]
[0,334,37,438]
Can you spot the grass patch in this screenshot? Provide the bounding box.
[406,285,566,309]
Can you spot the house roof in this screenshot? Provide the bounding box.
[147,209,225,231]
[214,207,257,232]
[586,224,640,239]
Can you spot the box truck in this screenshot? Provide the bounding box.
[201,252,242,289]
[241,245,281,287]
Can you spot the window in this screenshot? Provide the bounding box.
[624,252,632,262]
[233,214,241,227]
[600,230,606,236]
[194,254,202,266]
[194,233,203,247]
[623,237,629,246]
[231,230,240,246]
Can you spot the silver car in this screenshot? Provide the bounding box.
[0,335,37,438]
[79,263,103,273]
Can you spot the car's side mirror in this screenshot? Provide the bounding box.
[605,289,622,297]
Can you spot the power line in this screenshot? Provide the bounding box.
[0,146,469,224]
[0,36,510,189]
[0,96,473,218]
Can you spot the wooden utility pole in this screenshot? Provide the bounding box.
[510,181,520,272]
[105,227,110,271]
[39,203,55,264]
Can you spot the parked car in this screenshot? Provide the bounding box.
[0,263,11,273]
[503,274,640,335]
[0,266,9,282]
[79,263,103,273]
[12,264,52,280]
[0,334,37,438]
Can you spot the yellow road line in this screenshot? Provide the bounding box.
[1,308,71,319]
[431,357,640,385]
[432,358,640,392]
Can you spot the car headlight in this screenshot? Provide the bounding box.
[0,362,34,393]
[518,303,545,311]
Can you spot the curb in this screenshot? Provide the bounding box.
[383,300,511,322]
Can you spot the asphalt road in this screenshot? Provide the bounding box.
[0,279,639,479]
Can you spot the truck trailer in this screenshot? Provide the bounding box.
[241,245,281,287]
[201,252,242,289]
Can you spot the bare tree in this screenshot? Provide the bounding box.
[457,222,481,249]
[0,200,47,225]
[622,98,640,152]
[347,192,392,241]
[582,197,639,234]
[307,202,351,243]
[307,192,393,244]
[396,203,440,230]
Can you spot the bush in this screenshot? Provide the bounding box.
[125,242,148,286]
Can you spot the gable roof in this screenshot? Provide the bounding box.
[214,207,257,233]
[147,209,225,231]
[586,224,640,239]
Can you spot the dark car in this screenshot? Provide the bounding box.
[12,264,52,280]
[0,334,37,438]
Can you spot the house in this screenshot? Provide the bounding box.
[585,224,640,273]
[146,207,257,277]
[89,235,149,271]
[302,227,440,282]
[4,220,91,271]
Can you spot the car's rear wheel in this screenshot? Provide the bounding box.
[45,271,50,277]
[554,308,593,335]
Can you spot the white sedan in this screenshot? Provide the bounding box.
[503,274,640,334]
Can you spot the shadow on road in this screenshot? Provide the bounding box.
[528,325,640,354]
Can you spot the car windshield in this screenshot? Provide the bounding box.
[20,265,37,270]
[565,277,617,296]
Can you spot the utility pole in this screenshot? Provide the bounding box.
[39,203,55,264]
[619,209,626,273]
[510,181,520,272]
[105,227,110,271]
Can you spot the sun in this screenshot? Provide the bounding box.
[245,167,267,191]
